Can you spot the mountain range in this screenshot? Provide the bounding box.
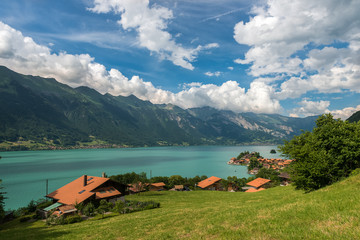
[0,66,318,149]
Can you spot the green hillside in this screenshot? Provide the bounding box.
[1,174,360,240]
[348,110,360,123]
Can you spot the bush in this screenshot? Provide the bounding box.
[65,215,82,224]
[82,202,95,217]
[113,200,125,214]
[350,168,360,177]
[75,202,85,213]
[19,215,32,223]
[46,215,65,225]
[96,200,113,218]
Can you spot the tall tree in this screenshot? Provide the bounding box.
[280,114,360,191]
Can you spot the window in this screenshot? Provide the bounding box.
[79,190,85,194]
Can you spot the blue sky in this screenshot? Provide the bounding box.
[0,0,360,119]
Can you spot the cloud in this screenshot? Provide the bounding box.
[0,21,281,114]
[204,71,221,77]
[290,99,330,117]
[88,0,218,70]
[227,66,233,71]
[330,105,360,120]
[233,0,360,96]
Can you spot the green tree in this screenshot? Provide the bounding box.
[168,175,185,188]
[256,168,280,183]
[280,114,360,192]
[248,157,261,171]
[110,172,148,185]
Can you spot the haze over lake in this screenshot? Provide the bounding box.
[0,145,283,210]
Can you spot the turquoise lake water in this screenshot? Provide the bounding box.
[0,145,283,210]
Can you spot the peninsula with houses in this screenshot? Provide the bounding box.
[227,151,294,174]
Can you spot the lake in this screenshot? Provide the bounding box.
[0,145,283,210]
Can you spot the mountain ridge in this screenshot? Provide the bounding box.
[0,66,318,149]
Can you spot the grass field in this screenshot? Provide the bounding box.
[1,174,360,240]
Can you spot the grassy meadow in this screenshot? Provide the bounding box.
[1,174,360,240]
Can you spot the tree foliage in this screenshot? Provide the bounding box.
[248,157,262,171]
[280,114,360,191]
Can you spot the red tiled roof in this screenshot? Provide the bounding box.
[246,178,271,188]
[94,186,121,199]
[245,187,266,192]
[197,176,222,189]
[47,175,120,205]
[151,182,166,187]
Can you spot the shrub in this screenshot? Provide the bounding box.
[46,215,65,225]
[65,215,82,224]
[113,200,125,214]
[75,202,85,214]
[19,215,32,223]
[82,202,95,217]
[26,200,37,213]
[350,168,360,177]
[96,200,112,218]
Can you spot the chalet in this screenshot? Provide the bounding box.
[197,176,222,190]
[149,182,166,191]
[245,177,271,192]
[174,185,184,191]
[42,175,126,217]
[128,182,148,194]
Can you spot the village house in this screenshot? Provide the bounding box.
[228,156,295,172]
[244,177,271,192]
[149,182,166,191]
[42,174,126,217]
[197,176,222,190]
[128,182,148,194]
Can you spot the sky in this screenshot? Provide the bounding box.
[0,0,360,119]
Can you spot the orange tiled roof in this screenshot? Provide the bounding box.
[197,176,222,189]
[151,182,166,187]
[245,187,266,193]
[94,186,121,199]
[47,175,120,205]
[247,178,271,188]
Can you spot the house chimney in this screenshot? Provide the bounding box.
[83,175,87,186]
[101,172,106,178]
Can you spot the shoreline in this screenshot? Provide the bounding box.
[0,142,282,152]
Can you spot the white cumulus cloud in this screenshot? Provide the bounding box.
[0,21,281,114]
[330,105,360,120]
[88,0,218,70]
[290,99,330,117]
[233,0,360,97]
